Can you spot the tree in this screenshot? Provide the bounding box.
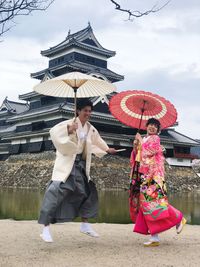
[0,0,170,37]
[110,0,171,20]
[0,0,54,36]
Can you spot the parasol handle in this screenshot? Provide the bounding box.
[73,87,78,122]
[137,100,146,132]
[138,113,143,132]
[134,100,146,160]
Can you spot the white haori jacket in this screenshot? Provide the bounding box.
[50,118,109,182]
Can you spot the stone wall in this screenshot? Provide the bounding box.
[0,152,199,191]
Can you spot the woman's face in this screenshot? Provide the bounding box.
[146,123,158,135]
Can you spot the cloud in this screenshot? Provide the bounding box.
[0,37,47,99]
[6,0,115,41]
[115,66,200,138]
[0,0,200,139]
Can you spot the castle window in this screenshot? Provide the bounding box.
[32,121,45,131]
[16,125,32,132]
[57,56,64,64]
[41,96,56,105]
[30,101,41,109]
[175,146,190,154]
[74,52,107,68]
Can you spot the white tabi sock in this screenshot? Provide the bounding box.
[40,226,53,243]
[80,222,90,231]
[80,222,99,237]
[150,234,160,242]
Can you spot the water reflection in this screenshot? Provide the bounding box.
[169,191,200,225]
[0,188,200,225]
[0,188,41,220]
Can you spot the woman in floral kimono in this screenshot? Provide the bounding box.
[129,118,186,247]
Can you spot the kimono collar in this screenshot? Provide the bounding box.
[74,117,90,128]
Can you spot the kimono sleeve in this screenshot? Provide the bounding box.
[130,149,136,167]
[143,135,162,157]
[91,128,109,158]
[50,122,78,156]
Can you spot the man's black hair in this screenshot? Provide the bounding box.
[76,98,93,111]
[146,118,161,132]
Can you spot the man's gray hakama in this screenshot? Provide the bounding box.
[38,154,98,225]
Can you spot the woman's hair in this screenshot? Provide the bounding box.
[146,118,161,132]
[77,98,93,111]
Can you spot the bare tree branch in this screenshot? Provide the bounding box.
[0,0,54,36]
[110,0,171,21]
[0,0,171,38]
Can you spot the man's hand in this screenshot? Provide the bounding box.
[106,148,117,154]
[67,122,78,135]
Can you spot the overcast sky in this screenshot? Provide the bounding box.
[0,0,200,139]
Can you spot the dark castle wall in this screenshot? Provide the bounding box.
[49,52,107,69]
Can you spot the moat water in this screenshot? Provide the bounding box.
[0,188,199,224]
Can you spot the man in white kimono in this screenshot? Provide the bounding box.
[38,99,116,242]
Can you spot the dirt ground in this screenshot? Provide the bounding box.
[0,220,199,267]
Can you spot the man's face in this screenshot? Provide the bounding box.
[78,106,92,122]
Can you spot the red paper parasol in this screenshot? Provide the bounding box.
[109,90,177,130]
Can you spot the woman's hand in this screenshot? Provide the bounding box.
[67,122,78,135]
[135,133,143,144]
[133,139,139,147]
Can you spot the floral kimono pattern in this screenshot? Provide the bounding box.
[139,135,167,203]
[129,134,183,235]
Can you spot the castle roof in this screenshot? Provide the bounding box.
[31,61,124,83]
[0,97,29,115]
[41,24,115,58]
[0,99,199,148]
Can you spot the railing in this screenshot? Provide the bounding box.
[174,152,199,159]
